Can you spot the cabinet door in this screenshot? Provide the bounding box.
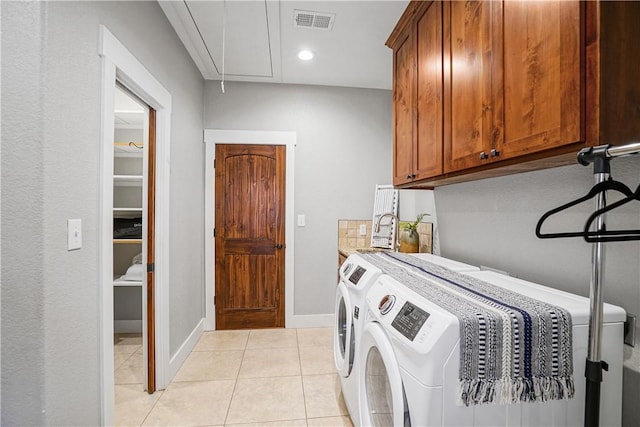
[414,1,443,180]
[493,1,582,158]
[444,1,494,172]
[392,30,415,185]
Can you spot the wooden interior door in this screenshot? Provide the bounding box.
[215,144,286,330]
[146,107,156,394]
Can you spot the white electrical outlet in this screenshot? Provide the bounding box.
[67,219,82,250]
[359,224,367,236]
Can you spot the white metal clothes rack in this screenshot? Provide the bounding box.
[537,142,640,427]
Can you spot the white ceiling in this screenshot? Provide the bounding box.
[158,0,409,90]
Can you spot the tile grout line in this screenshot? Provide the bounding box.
[296,329,310,424]
[138,387,164,427]
[222,331,249,426]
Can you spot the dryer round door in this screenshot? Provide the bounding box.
[359,321,410,427]
[333,281,355,377]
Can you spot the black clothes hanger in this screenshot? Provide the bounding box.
[582,183,640,243]
[535,178,635,239]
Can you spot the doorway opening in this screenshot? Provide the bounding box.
[214,144,286,329]
[99,25,171,425]
[203,130,296,331]
[112,85,156,393]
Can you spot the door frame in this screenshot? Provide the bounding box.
[204,130,296,330]
[99,25,171,425]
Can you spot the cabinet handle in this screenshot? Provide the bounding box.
[407,174,412,180]
[490,149,500,157]
[480,151,489,160]
[411,174,417,179]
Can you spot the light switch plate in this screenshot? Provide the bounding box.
[359,224,367,236]
[67,219,82,250]
[297,214,305,227]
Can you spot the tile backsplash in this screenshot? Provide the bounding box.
[416,222,433,254]
[338,219,432,254]
[338,220,372,251]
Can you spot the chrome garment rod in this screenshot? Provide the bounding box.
[606,141,640,158]
[578,142,640,167]
[548,141,640,427]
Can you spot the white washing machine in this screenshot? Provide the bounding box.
[335,253,478,426]
[401,253,481,273]
[334,254,384,424]
[358,271,626,427]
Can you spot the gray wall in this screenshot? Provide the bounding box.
[204,81,392,315]
[2,1,205,425]
[435,158,640,320]
[2,2,47,424]
[434,156,640,426]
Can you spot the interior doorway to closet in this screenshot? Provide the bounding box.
[112,85,157,394]
[100,25,171,425]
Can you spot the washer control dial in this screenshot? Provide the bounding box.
[342,263,353,276]
[378,294,396,315]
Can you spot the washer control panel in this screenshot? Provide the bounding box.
[341,262,353,277]
[378,295,396,315]
[391,301,430,341]
[365,275,459,358]
[348,266,367,285]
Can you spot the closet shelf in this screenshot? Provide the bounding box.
[114,141,144,158]
[113,207,143,212]
[114,175,143,187]
[113,239,143,244]
[114,141,144,147]
[113,279,143,287]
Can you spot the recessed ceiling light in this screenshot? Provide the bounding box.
[297,49,314,61]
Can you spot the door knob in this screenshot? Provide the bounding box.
[275,243,284,249]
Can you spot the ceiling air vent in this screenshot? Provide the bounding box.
[294,10,335,30]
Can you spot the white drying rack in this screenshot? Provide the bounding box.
[370,184,399,249]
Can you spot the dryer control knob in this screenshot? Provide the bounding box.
[378,295,396,315]
[342,263,353,276]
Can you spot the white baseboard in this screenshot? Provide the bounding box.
[169,318,205,381]
[114,320,142,333]
[287,314,334,329]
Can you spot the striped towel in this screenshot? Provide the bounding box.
[359,252,575,406]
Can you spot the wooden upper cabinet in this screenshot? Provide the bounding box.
[444,0,581,172]
[389,1,443,185]
[391,28,415,185]
[384,0,640,188]
[444,1,494,172]
[414,1,444,180]
[493,0,582,160]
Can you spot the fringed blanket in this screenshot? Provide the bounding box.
[359,252,575,406]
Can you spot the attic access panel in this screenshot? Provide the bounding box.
[185,0,273,78]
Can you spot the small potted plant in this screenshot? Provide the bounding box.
[399,213,428,253]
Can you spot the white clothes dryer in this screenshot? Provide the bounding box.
[334,254,384,424]
[404,253,481,272]
[335,253,478,426]
[358,271,626,427]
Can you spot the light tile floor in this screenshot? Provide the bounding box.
[114,328,354,427]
